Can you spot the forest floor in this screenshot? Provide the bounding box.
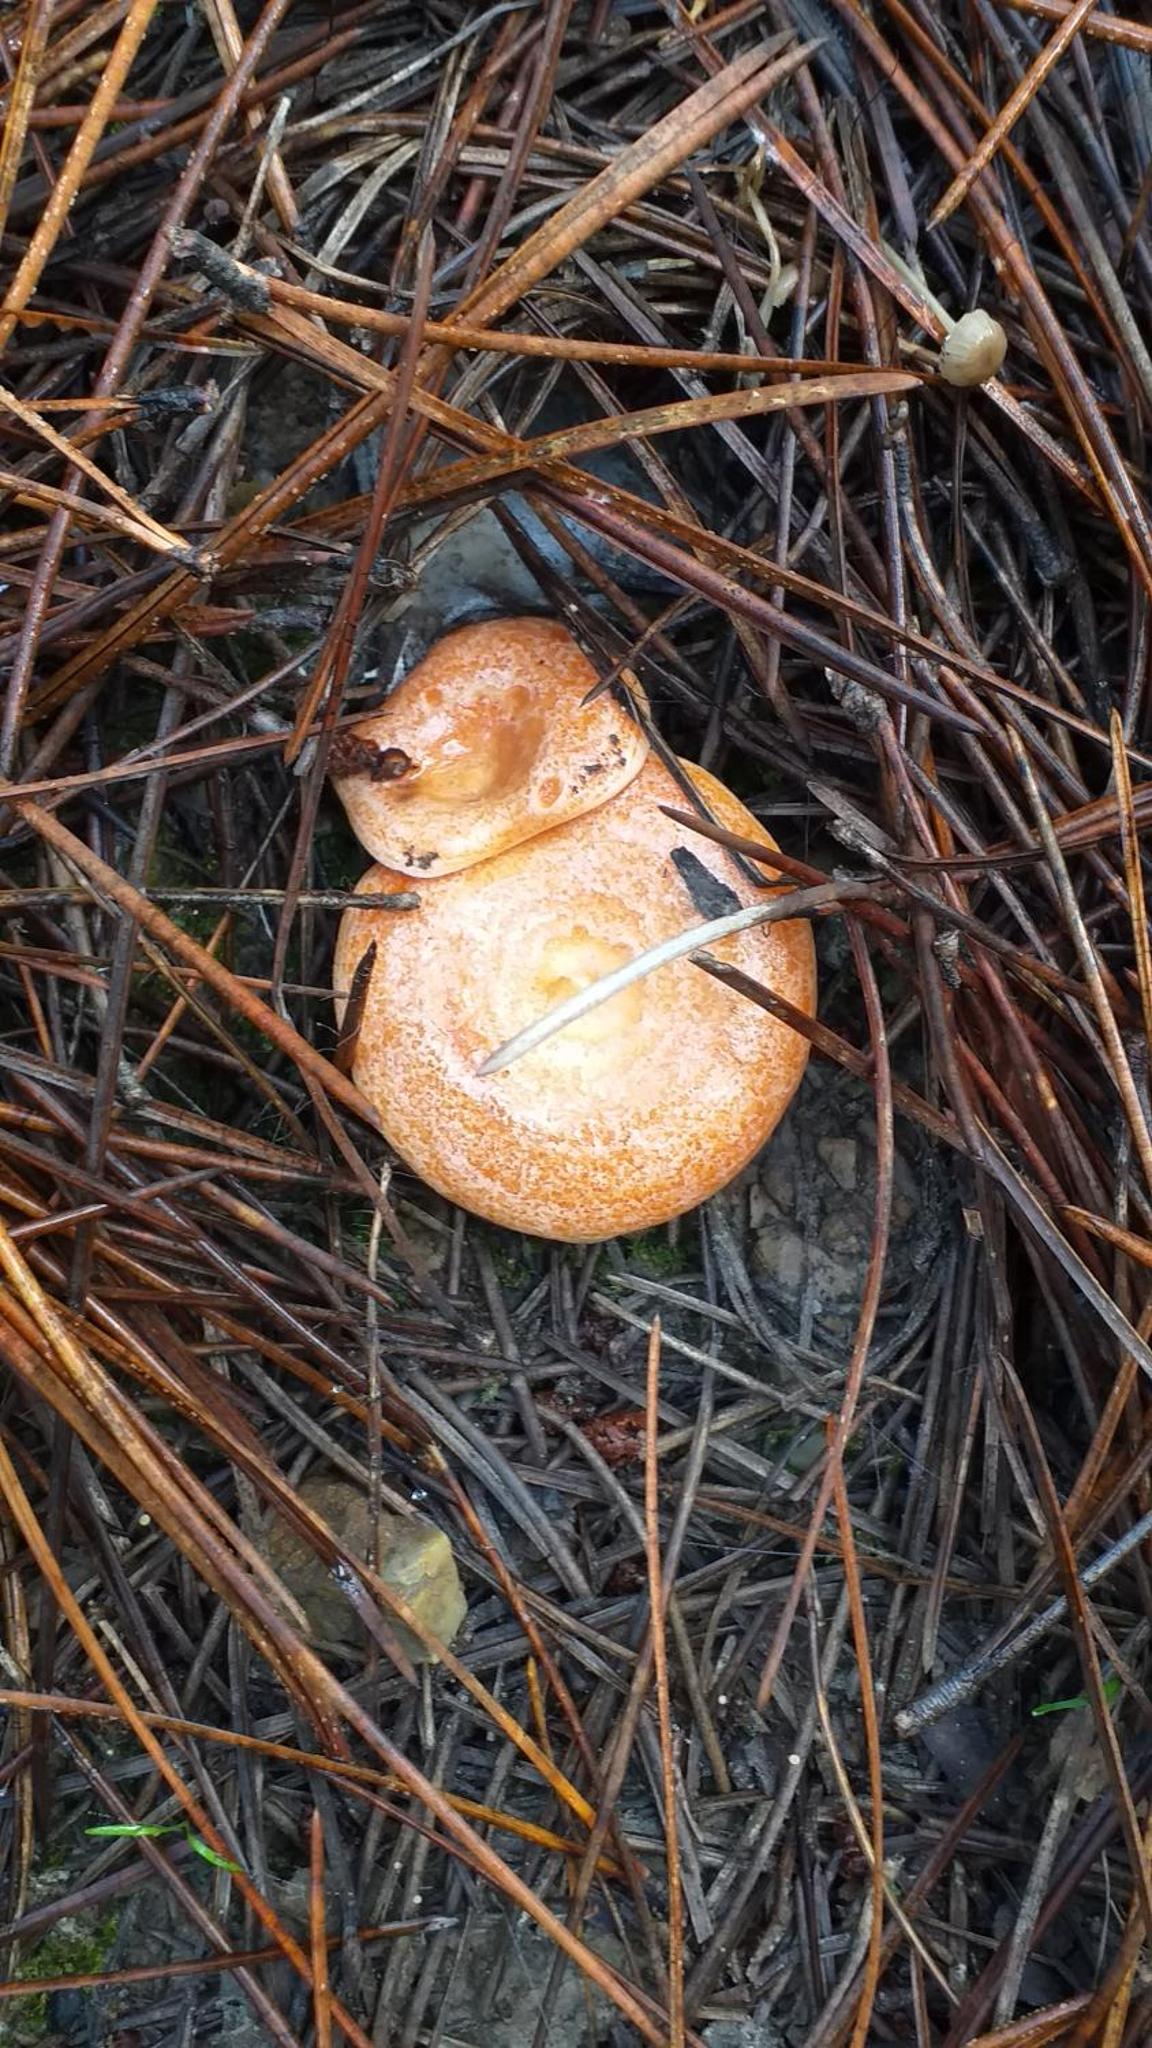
[0,3,1151,2045]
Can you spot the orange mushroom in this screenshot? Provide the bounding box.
[329,615,649,877]
[334,740,816,1243]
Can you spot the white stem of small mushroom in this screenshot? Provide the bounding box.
[477,880,842,1077]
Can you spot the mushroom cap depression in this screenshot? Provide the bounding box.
[334,755,816,1241]
[329,615,649,877]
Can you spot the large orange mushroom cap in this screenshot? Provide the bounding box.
[334,754,816,1242]
[329,615,649,877]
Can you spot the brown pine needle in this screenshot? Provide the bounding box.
[929,0,1100,227]
[645,1319,684,2048]
[309,1809,333,2048]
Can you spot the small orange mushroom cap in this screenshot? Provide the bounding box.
[329,616,649,877]
[334,754,816,1241]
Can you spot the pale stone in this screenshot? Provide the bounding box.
[816,1136,858,1191]
[755,1224,805,1292]
[264,1475,466,1662]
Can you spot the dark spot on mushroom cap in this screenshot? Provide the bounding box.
[335,939,377,1074]
[670,846,742,921]
[330,733,414,784]
[373,747,415,783]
